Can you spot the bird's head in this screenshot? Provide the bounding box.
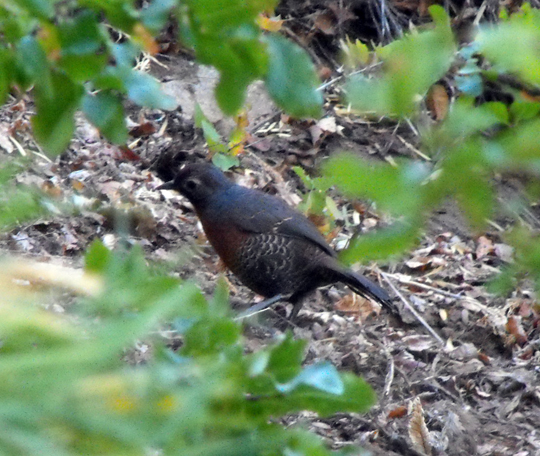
[157,163,234,207]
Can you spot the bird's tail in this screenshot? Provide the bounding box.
[337,268,398,315]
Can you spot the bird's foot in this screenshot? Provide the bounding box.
[235,294,286,319]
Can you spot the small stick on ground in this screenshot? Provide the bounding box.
[381,272,445,346]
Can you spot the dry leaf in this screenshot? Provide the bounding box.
[129,121,157,137]
[494,243,513,263]
[0,124,14,153]
[256,14,283,32]
[409,397,432,455]
[426,84,449,120]
[335,293,381,321]
[406,256,433,270]
[388,405,408,419]
[476,236,494,259]
[506,316,528,346]
[133,23,159,54]
[313,11,337,35]
[318,66,333,80]
[402,335,436,352]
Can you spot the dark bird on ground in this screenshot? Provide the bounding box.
[158,162,393,320]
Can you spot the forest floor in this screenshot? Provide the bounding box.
[1,1,539,455]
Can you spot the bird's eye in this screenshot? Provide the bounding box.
[185,178,199,191]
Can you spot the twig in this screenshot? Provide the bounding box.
[8,136,27,157]
[248,111,281,135]
[397,135,431,161]
[381,272,445,346]
[473,0,488,26]
[382,272,464,300]
[383,346,395,398]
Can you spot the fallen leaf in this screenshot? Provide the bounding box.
[402,335,436,352]
[335,293,381,321]
[494,243,513,263]
[313,10,337,35]
[409,398,432,456]
[506,316,528,346]
[256,13,283,32]
[476,236,494,259]
[426,84,450,120]
[388,405,408,419]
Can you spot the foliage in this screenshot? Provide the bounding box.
[0,241,376,455]
[330,5,540,295]
[194,104,242,170]
[0,159,46,230]
[1,0,322,156]
[345,6,456,116]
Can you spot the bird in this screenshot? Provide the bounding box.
[158,162,393,320]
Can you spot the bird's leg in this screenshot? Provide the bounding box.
[237,294,286,318]
[287,292,307,322]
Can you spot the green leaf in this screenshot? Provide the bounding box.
[16,36,51,92]
[60,54,109,82]
[277,362,343,395]
[477,7,540,85]
[340,37,370,68]
[57,10,108,81]
[0,49,13,105]
[264,34,322,118]
[84,240,112,274]
[293,166,329,216]
[111,42,140,68]
[266,334,305,383]
[487,266,517,295]
[0,185,44,231]
[455,174,493,230]
[15,0,53,19]
[483,101,509,125]
[510,100,540,122]
[185,0,272,114]
[140,0,178,34]
[348,5,455,116]
[498,118,540,166]
[208,277,232,316]
[182,319,240,356]
[340,220,421,263]
[425,98,504,151]
[122,70,176,110]
[98,1,138,32]
[455,59,483,97]
[212,153,239,171]
[214,70,252,115]
[31,71,84,156]
[253,371,376,417]
[82,91,128,144]
[194,26,267,114]
[187,0,278,33]
[58,10,104,56]
[195,104,228,154]
[323,154,430,216]
[0,6,37,42]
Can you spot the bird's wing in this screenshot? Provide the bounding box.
[224,186,336,257]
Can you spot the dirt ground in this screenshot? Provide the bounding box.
[1,3,540,455]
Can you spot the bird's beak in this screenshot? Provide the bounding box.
[157,181,175,191]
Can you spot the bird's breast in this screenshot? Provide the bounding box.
[197,212,249,269]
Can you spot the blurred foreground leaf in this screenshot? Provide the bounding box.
[346,5,455,116]
[0,241,375,455]
[264,33,323,118]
